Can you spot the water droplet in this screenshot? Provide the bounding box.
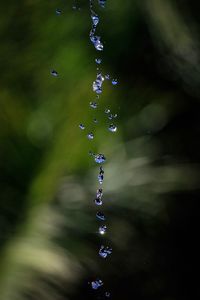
[99,245,112,258]
[112,79,118,85]
[105,292,111,298]
[79,123,85,130]
[99,225,107,235]
[105,74,110,80]
[90,102,98,109]
[96,188,103,199]
[91,13,99,26]
[56,8,62,15]
[95,198,103,206]
[93,73,104,94]
[94,154,106,164]
[108,124,117,132]
[90,31,104,51]
[98,174,104,184]
[105,108,110,114]
[98,0,106,8]
[91,279,104,290]
[95,58,102,64]
[51,70,58,77]
[87,132,94,139]
[96,211,106,221]
[108,113,118,120]
[93,118,98,123]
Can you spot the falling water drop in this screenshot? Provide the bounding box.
[93,118,98,123]
[91,13,99,26]
[79,123,85,130]
[105,74,110,80]
[95,58,102,64]
[91,279,104,290]
[95,198,103,206]
[105,292,111,298]
[99,225,107,235]
[108,124,117,132]
[90,102,98,109]
[112,79,118,85]
[99,246,112,258]
[56,8,62,15]
[51,70,58,77]
[108,113,118,120]
[98,0,106,8]
[96,211,106,221]
[87,132,94,140]
[96,188,103,199]
[105,108,110,114]
[94,154,106,164]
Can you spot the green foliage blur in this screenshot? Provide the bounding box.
[0,0,200,299]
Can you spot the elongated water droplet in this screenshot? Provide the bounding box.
[95,58,102,64]
[56,8,62,15]
[99,225,107,235]
[96,188,103,199]
[108,124,117,132]
[91,13,99,26]
[99,245,112,258]
[96,211,106,221]
[90,102,98,109]
[51,70,58,77]
[105,74,110,80]
[87,132,94,139]
[93,73,104,94]
[98,174,104,184]
[112,78,118,85]
[95,154,106,164]
[91,279,104,290]
[79,123,85,130]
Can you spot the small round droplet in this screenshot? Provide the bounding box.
[112,79,118,85]
[87,132,94,140]
[94,154,106,164]
[95,58,102,64]
[105,108,110,114]
[93,118,98,123]
[90,102,98,109]
[105,292,111,298]
[79,123,85,130]
[99,225,107,235]
[95,198,103,206]
[56,8,62,15]
[108,124,117,132]
[96,211,106,221]
[51,70,58,77]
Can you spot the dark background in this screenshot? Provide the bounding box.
[0,0,199,299]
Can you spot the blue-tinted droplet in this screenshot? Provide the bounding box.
[90,102,98,109]
[91,13,99,26]
[95,198,103,206]
[87,132,94,140]
[95,154,106,164]
[105,74,110,80]
[79,123,85,130]
[99,245,112,258]
[96,211,106,221]
[108,124,117,132]
[51,70,58,77]
[98,0,106,8]
[99,225,107,235]
[95,58,102,64]
[91,279,103,290]
[112,79,118,85]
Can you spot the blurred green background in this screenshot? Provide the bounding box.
[0,0,200,299]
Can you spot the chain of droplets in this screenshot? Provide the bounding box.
[81,0,118,298]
